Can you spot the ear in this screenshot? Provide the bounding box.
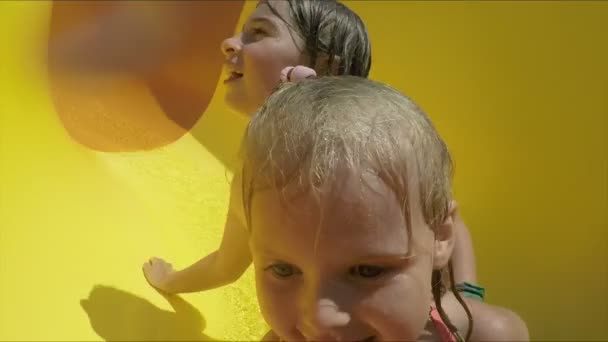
[433,200,457,269]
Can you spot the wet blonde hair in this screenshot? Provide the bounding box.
[241,76,471,341]
[242,76,453,232]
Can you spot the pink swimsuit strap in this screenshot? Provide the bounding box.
[429,305,457,342]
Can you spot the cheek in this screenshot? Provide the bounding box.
[243,43,301,93]
[357,274,432,340]
[255,268,298,338]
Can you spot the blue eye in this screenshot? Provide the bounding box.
[267,263,299,278]
[251,28,266,36]
[350,265,386,278]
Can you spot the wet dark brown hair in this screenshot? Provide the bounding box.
[266,0,372,77]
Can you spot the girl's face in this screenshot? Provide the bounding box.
[249,171,455,341]
[221,1,306,116]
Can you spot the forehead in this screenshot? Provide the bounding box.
[249,171,412,257]
[252,0,291,22]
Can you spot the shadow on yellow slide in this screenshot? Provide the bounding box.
[82,285,223,341]
[81,285,213,341]
[1,1,607,341]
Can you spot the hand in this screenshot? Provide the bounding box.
[143,257,177,294]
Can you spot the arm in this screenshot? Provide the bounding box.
[144,174,252,294]
[450,202,478,285]
[162,213,251,293]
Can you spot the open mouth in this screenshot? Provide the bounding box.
[224,71,243,83]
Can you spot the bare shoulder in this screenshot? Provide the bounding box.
[467,300,529,341]
[441,292,529,341]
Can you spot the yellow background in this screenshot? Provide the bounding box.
[1,1,606,341]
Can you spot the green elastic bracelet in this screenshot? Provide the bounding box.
[455,281,486,302]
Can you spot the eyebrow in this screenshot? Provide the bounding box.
[358,253,415,264]
[253,246,415,266]
[241,17,276,33]
[252,249,294,265]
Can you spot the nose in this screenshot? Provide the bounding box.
[300,298,351,341]
[221,35,241,58]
